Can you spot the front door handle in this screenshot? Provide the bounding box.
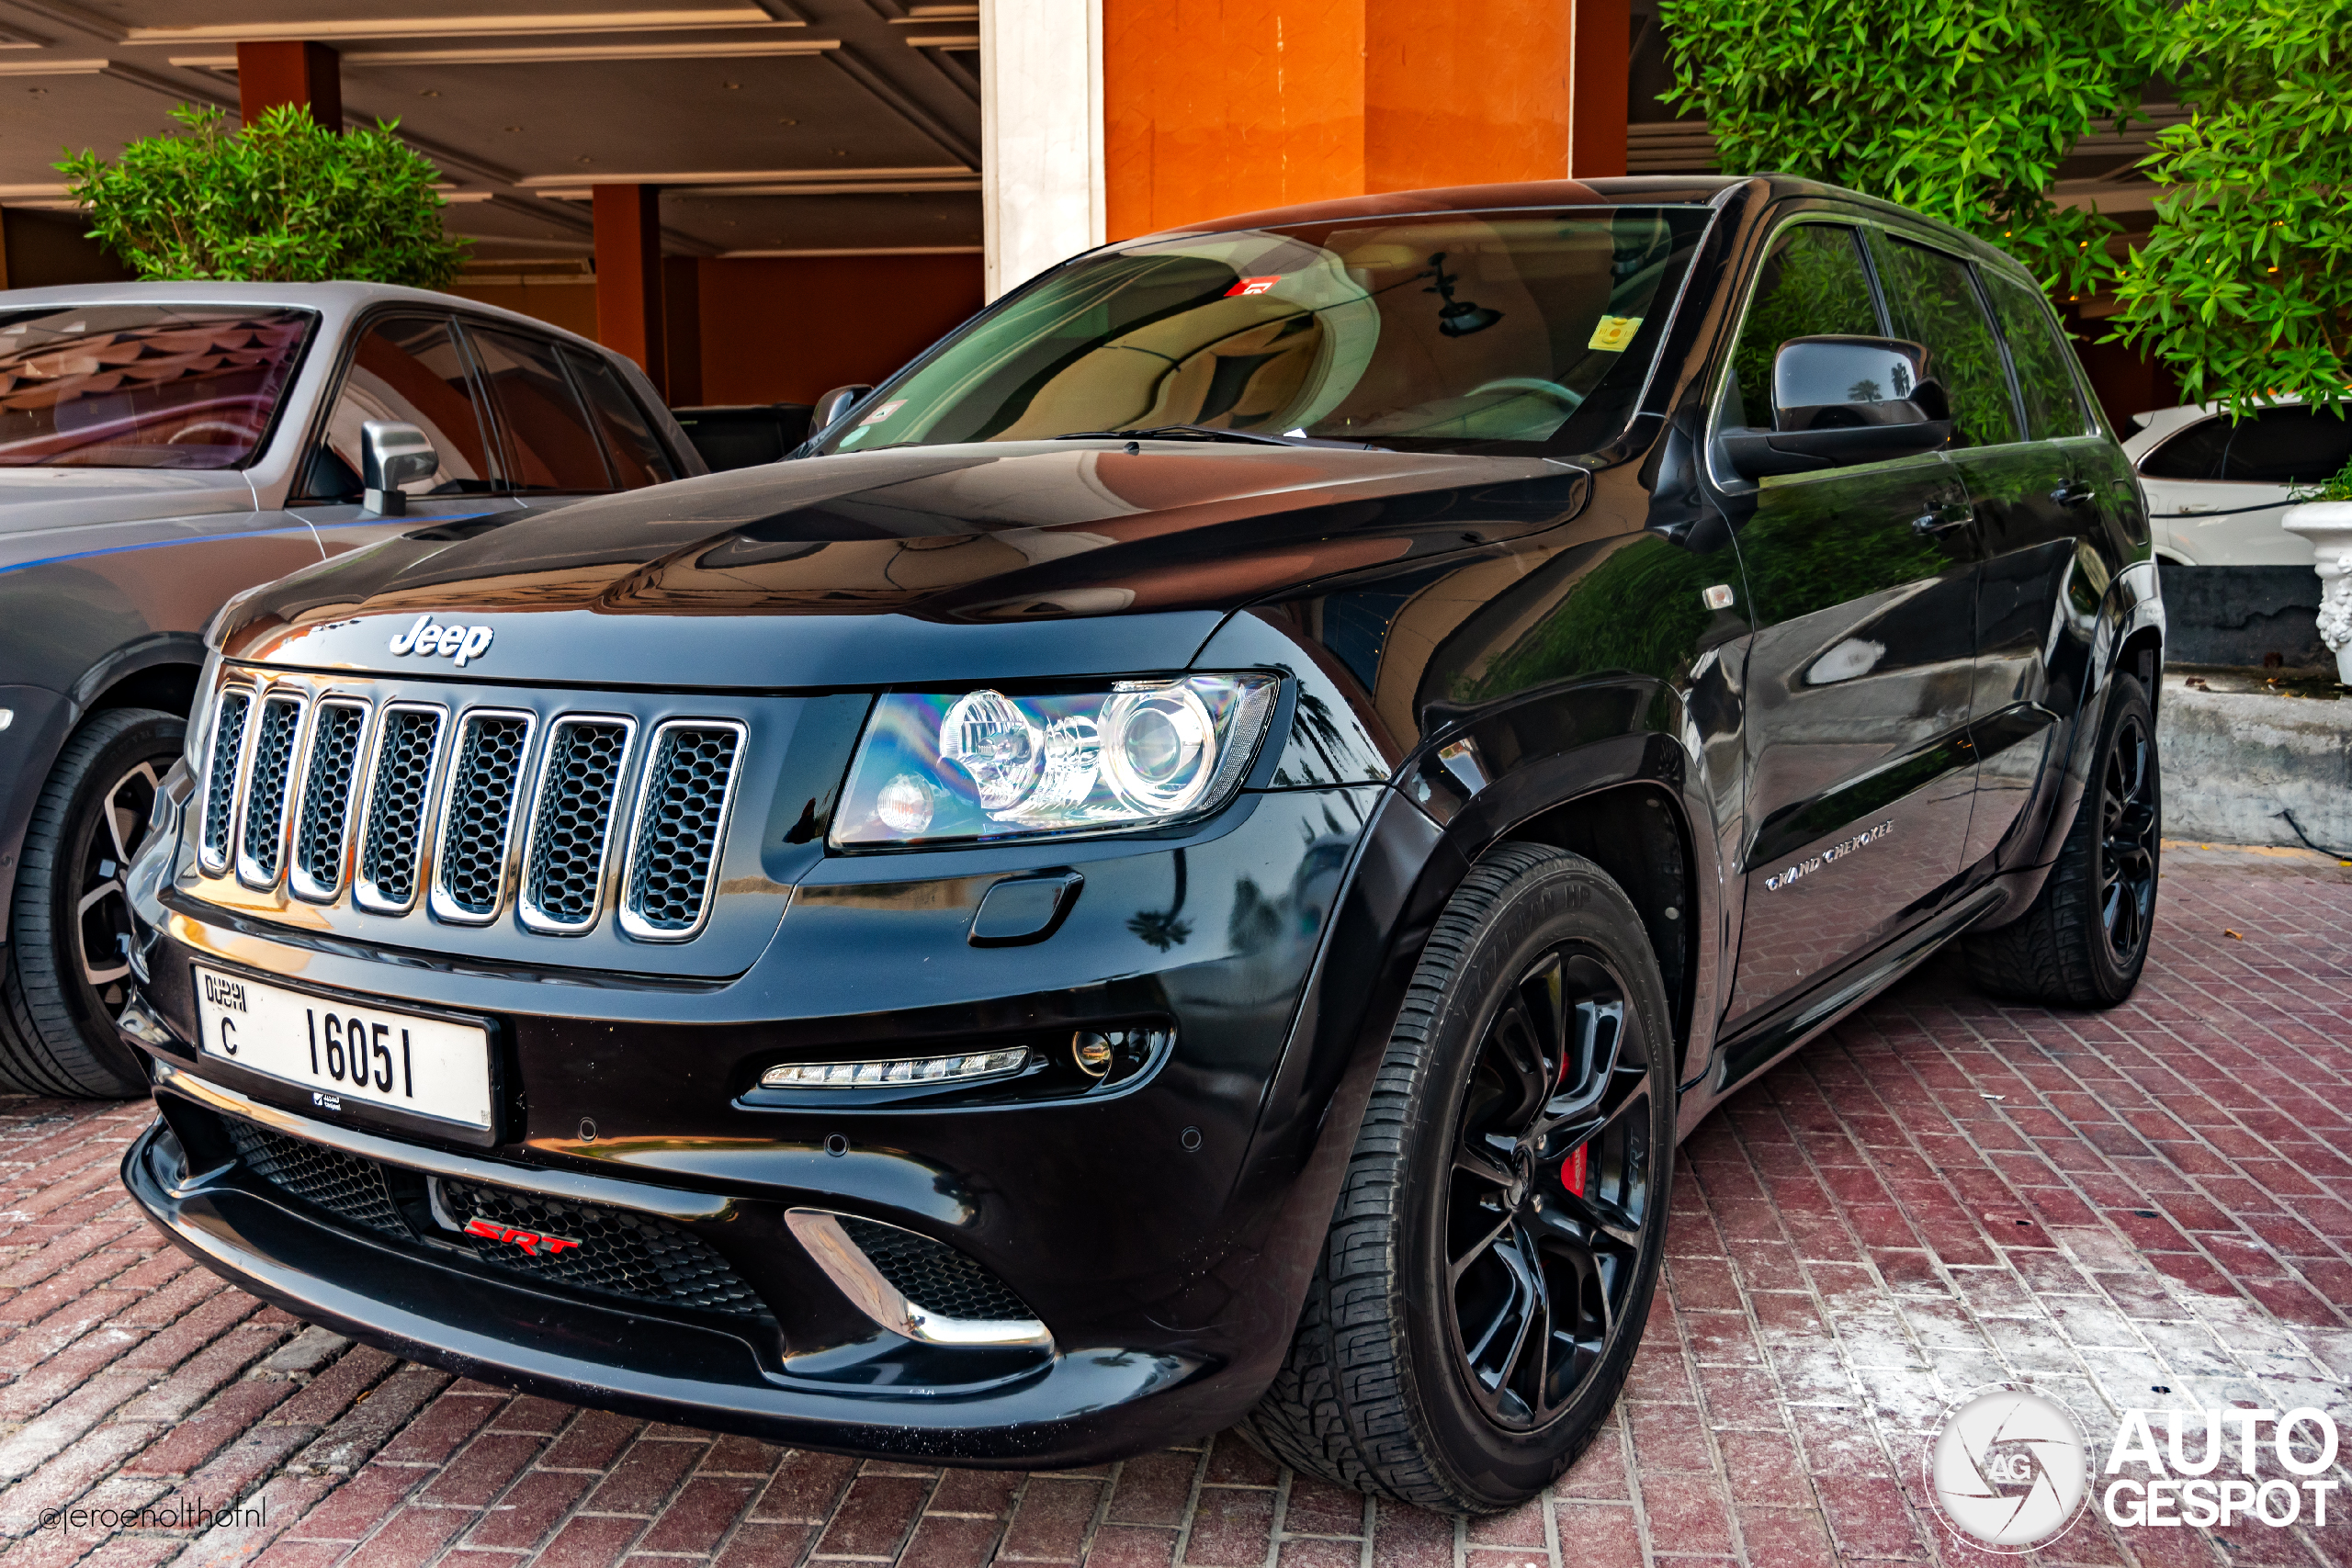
[1912,505,1974,536]
[2052,480,2096,507]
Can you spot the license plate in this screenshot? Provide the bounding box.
[192,965,492,1132]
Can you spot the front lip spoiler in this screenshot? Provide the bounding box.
[119,1118,1223,1466]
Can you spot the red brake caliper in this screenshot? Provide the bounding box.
[1562,1143,1589,1197]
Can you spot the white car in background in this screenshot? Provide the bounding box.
[2124,399,2352,565]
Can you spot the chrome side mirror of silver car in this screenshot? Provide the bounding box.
[361,421,437,515]
[1723,335,1954,479]
[809,384,875,435]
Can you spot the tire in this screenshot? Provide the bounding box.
[1964,671,2160,1008]
[1243,841,1678,1512]
[0,707,183,1099]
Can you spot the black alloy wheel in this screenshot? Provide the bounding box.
[1447,947,1653,1430]
[2096,707,2159,967]
[0,707,182,1098]
[1246,840,1676,1512]
[1965,671,2161,1008]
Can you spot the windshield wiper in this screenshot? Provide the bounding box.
[1052,423,1385,451]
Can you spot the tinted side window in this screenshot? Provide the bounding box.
[307,316,497,500]
[2141,407,2352,484]
[468,327,613,492]
[1982,273,2092,441]
[1867,234,2021,449]
[1727,223,1880,429]
[566,349,678,488]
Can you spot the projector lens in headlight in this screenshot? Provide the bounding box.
[833,673,1279,848]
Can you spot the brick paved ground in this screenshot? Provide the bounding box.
[0,845,2345,1568]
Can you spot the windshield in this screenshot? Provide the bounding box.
[824,206,1712,457]
[0,304,314,469]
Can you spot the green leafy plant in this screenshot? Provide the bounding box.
[2108,0,2352,418]
[58,103,468,288]
[1657,0,2153,296]
[2289,454,2352,503]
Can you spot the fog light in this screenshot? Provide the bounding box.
[761,1047,1028,1089]
[1071,1032,1113,1077]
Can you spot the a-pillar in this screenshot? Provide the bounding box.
[978,0,1634,297]
[236,41,341,130]
[594,184,667,401]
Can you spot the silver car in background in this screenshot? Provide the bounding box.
[0,282,702,1099]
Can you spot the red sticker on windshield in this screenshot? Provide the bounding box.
[1226,276,1283,297]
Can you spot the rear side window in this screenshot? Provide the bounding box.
[1981,273,2091,441]
[0,304,312,469]
[309,316,497,500]
[2141,407,2352,483]
[1867,233,2021,449]
[566,349,677,488]
[1726,223,1880,429]
[469,327,612,492]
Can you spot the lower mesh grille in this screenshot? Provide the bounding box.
[435,713,532,919]
[293,701,368,897]
[237,695,303,883]
[228,1119,404,1235]
[440,1176,768,1318]
[359,707,443,908]
[839,1215,1031,1322]
[228,1119,771,1322]
[200,689,253,869]
[624,723,742,936]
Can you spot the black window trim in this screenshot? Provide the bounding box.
[453,318,622,498]
[288,304,506,506]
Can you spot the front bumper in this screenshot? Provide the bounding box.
[122,776,1422,1464]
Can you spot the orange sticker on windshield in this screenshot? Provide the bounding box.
[1226,276,1283,297]
[1588,315,1642,351]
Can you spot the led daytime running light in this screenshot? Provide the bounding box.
[762,1047,1029,1089]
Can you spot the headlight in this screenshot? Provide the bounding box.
[832,673,1279,848]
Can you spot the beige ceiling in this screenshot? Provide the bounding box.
[0,0,981,260]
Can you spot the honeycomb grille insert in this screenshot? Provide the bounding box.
[523,718,631,931]
[623,724,741,937]
[237,695,303,884]
[229,1119,403,1235]
[199,689,252,870]
[292,701,368,897]
[439,1177,771,1319]
[359,707,443,908]
[223,1117,771,1323]
[839,1215,1032,1322]
[435,713,532,919]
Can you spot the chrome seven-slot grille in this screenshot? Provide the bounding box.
[199,680,743,942]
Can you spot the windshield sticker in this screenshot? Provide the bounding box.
[1226,276,1283,298]
[1588,315,1643,352]
[857,399,908,425]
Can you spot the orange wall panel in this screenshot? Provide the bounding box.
[1105,0,1369,241]
[693,254,984,406]
[1105,0,1576,240]
[1364,0,1569,192]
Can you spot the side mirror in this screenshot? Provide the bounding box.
[810,383,875,435]
[360,421,437,515]
[1723,335,1953,479]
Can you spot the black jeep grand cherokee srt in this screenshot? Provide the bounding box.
[117,175,2163,1512]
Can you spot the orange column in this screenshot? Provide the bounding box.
[236,40,342,130]
[1103,0,1613,240]
[594,185,667,401]
[1567,0,1630,178]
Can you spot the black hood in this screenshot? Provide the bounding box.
[222,441,1589,688]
